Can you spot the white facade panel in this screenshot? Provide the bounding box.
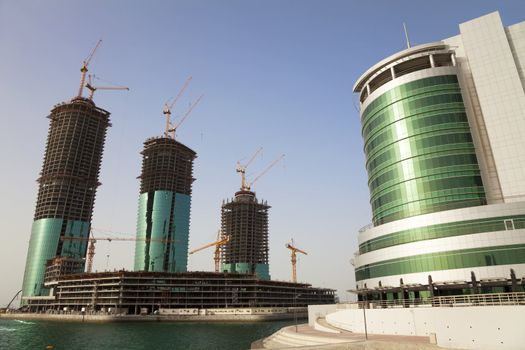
[459,12,525,202]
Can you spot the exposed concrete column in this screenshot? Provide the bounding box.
[451,53,457,66]
[390,66,396,79]
[366,84,371,95]
[429,54,436,67]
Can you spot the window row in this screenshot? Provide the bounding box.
[356,244,525,281]
[360,215,525,254]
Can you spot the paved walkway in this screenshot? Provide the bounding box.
[253,322,448,349]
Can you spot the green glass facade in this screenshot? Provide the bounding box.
[22,218,89,298]
[359,215,525,254]
[362,75,486,225]
[221,262,270,280]
[134,191,190,272]
[356,243,525,281]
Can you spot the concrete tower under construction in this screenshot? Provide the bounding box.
[21,97,110,300]
[221,190,270,280]
[133,79,200,273]
[133,137,196,272]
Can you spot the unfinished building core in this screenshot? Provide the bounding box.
[21,97,110,301]
[221,190,270,280]
[134,137,196,273]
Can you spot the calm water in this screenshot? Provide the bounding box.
[0,319,295,350]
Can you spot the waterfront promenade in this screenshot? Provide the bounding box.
[252,323,444,349]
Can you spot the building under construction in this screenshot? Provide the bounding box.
[133,136,196,273]
[22,271,335,314]
[221,190,270,280]
[21,97,111,301]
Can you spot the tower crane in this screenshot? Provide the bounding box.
[285,239,307,283]
[166,94,204,139]
[236,147,263,191]
[60,231,175,273]
[189,230,230,272]
[78,39,102,98]
[85,75,129,100]
[246,154,285,190]
[164,76,193,137]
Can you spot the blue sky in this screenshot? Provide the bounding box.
[0,0,524,305]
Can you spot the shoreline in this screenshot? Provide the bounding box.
[0,312,307,323]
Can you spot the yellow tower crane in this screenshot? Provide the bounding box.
[85,74,129,100]
[60,230,174,273]
[189,230,230,272]
[285,239,307,283]
[236,147,263,191]
[77,39,102,98]
[163,76,193,137]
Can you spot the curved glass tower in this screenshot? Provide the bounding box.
[133,137,196,272]
[353,12,525,293]
[22,98,110,300]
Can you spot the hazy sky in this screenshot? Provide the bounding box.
[1,0,524,306]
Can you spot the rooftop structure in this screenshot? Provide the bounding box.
[352,12,525,297]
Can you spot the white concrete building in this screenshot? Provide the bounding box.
[353,12,525,292]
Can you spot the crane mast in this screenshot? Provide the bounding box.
[236,147,263,191]
[285,239,307,283]
[164,76,193,137]
[77,39,102,98]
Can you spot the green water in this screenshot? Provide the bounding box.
[0,319,294,350]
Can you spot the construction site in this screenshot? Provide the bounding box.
[10,41,335,319]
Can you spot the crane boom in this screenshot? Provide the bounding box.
[164,76,193,113]
[236,147,263,191]
[189,236,229,254]
[86,74,129,100]
[189,231,229,272]
[61,234,175,273]
[286,243,307,256]
[78,39,102,98]
[247,154,285,190]
[164,76,193,137]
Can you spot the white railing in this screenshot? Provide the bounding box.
[344,292,525,309]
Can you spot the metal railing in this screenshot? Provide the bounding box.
[341,292,525,309]
[433,292,525,307]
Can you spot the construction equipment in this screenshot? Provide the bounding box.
[246,154,285,190]
[85,74,129,100]
[61,231,174,273]
[78,39,102,98]
[236,147,263,191]
[164,76,193,137]
[285,239,307,283]
[189,230,230,272]
[166,94,204,139]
